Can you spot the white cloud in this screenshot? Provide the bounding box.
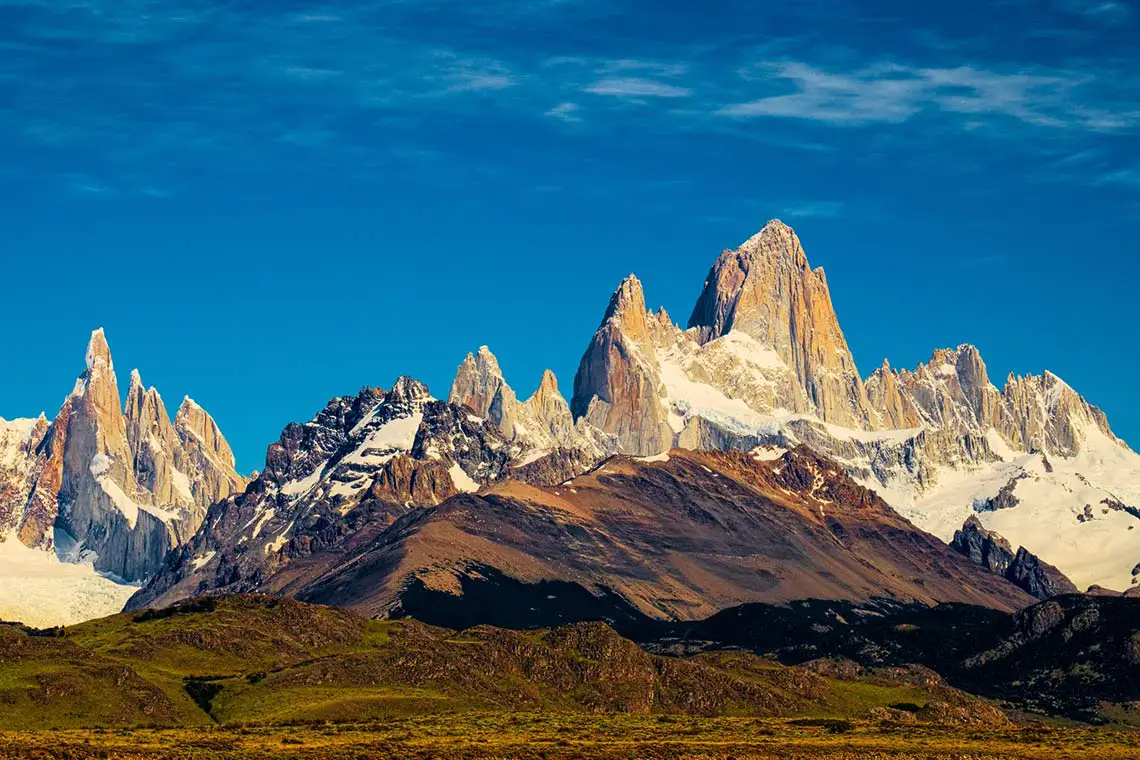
[436,57,517,93]
[720,62,924,123]
[544,102,581,122]
[718,61,1136,132]
[584,77,691,98]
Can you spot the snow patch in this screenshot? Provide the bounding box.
[449,463,480,493]
[244,507,276,540]
[342,413,424,466]
[171,468,194,502]
[751,446,787,462]
[635,452,671,463]
[281,465,325,496]
[0,534,138,628]
[516,448,551,467]
[264,521,295,555]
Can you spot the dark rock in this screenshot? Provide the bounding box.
[951,517,1078,599]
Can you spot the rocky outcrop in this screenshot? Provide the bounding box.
[1,329,245,582]
[450,347,521,438]
[1001,371,1117,458]
[864,344,1124,465]
[951,517,1078,600]
[959,594,1140,720]
[0,416,48,540]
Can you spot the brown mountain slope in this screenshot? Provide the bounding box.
[289,447,1032,620]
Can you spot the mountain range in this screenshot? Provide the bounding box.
[2,220,1138,630]
[0,330,244,626]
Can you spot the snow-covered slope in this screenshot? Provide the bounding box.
[0,531,138,628]
[880,424,1140,593]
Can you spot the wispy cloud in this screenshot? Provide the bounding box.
[721,62,925,123]
[544,102,581,122]
[1096,167,1140,186]
[583,77,692,98]
[434,56,517,93]
[718,60,1136,133]
[62,174,113,196]
[779,200,846,218]
[1059,0,1133,24]
[3,0,1138,202]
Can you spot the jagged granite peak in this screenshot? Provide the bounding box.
[450,346,607,461]
[872,342,1122,460]
[387,376,434,405]
[950,516,1079,600]
[0,416,50,541]
[602,274,652,344]
[0,329,246,586]
[522,369,566,427]
[1001,369,1118,457]
[123,369,180,505]
[687,221,872,429]
[175,396,239,473]
[571,276,673,456]
[449,346,520,437]
[84,327,113,373]
[865,359,923,430]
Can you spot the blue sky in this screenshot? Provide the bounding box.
[1,0,1138,471]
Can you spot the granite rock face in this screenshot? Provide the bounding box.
[0,329,245,582]
[0,415,49,541]
[452,346,611,459]
[688,221,873,429]
[571,276,675,456]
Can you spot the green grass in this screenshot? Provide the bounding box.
[0,593,1133,755]
[211,685,463,724]
[819,681,931,717]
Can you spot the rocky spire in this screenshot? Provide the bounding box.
[123,369,181,503]
[449,346,519,437]
[687,221,872,429]
[69,328,134,491]
[869,342,1123,460]
[571,275,673,456]
[601,275,651,344]
[520,369,578,448]
[451,347,595,453]
[175,396,240,471]
[8,330,246,581]
[865,359,923,429]
[1000,369,1117,457]
[385,377,433,407]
